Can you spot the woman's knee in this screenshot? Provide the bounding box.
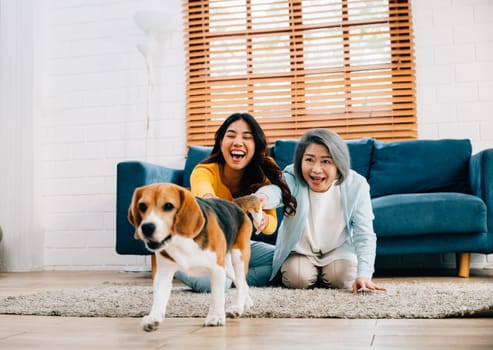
[320,259,356,290]
[280,254,317,289]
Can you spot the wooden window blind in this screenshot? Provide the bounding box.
[184,0,416,146]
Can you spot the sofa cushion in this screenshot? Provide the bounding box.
[372,193,487,237]
[182,146,212,189]
[272,138,374,178]
[368,139,472,198]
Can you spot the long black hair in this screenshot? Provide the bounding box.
[202,112,296,216]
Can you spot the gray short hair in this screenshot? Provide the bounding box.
[293,129,350,186]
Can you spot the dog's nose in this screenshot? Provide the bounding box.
[141,223,156,237]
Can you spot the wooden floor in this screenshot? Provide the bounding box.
[0,270,492,350]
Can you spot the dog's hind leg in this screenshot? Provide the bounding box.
[204,266,227,326]
[141,256,176,332]
[226,248,253,318]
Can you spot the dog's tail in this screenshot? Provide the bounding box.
[234,194,263,234]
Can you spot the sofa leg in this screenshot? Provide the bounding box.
[151,254,157,279]
[456,252,471,278]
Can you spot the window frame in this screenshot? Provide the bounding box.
[183,0,417,146]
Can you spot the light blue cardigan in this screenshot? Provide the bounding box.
[259,164,377,281]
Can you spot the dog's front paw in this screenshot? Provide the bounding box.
[226,305,243,318]
[227,293,253,318]
[141,315,162,332]
[204,312,225,327]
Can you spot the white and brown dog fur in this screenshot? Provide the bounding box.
[128,182,262,332]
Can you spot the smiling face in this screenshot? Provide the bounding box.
[301,143,339,193]
[220,118,255,173]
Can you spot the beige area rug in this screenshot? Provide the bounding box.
[1,281,493,319]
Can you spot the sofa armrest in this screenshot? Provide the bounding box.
[116,161,184,255]
[470,149,493,233]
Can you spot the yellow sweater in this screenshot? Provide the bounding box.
[190,162,278,234]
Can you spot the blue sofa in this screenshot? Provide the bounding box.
[116,138,493,277]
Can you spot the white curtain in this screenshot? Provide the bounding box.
[0,0,44,271]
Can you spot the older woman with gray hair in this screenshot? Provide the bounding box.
[261,128,386,293]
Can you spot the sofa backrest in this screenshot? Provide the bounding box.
[182,138,473,199]
[368,139,472,198]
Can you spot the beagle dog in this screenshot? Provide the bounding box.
[128,182,259,332]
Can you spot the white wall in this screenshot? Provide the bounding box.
[40,0,186,271]
[414,0,493,153]
[0,0,187,272]
[0,0,492,271]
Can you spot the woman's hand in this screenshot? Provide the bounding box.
[253,210,268,234]
[352,277,387,294]
[246,193,268,234]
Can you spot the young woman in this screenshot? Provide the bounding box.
[175,112,296,293]
[261,128,385,293]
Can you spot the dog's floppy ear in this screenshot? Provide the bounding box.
[128,187,143,239]
[172,186,206,237]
